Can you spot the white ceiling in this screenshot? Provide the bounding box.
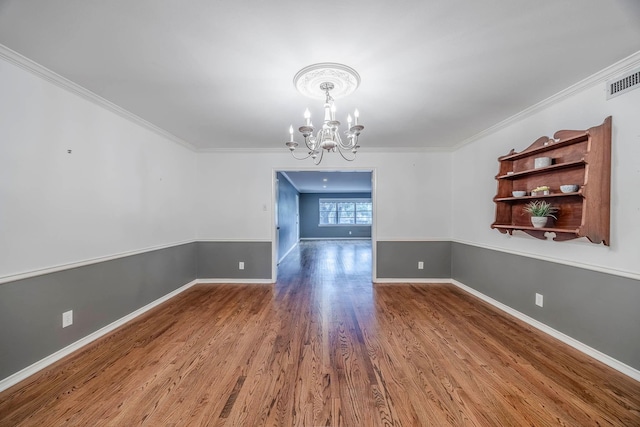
[1,1,639,152]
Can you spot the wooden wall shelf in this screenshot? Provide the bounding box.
[496,160,586,180]
[498,133,589,160]
[494,192,582,202]
[491,117,611,245]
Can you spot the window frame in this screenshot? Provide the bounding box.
[318,198,372,227]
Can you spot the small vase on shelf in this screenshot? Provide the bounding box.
[531,216,548,228]
[523,200,558,229]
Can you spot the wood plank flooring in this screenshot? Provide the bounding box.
[1,240,639,426]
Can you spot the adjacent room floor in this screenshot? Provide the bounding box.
[1,240,639,426]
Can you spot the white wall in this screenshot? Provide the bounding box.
[196,150,453,241]
[10,39,635,283]
[0,57,198,279]
[452,71,640,278]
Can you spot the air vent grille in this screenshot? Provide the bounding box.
[606,68,640,99]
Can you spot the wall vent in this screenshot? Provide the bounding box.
[606,68,640,100]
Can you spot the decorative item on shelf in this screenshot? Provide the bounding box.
[285,63,364,165]
[534,157,552,168]
[560,184,579,193]
[512,190,527,197]
[523,200,558,228]
[531,186,550,196]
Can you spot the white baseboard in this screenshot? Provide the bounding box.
[373,278,452,284]
[278,242,298,264]
[197,278,274,284]
[450,279,640,382]
[3,277,636,393]
[0,279,198,393]
[300,237,371,241]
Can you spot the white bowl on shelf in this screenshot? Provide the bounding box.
[534,157,552,168]
[512,190,527,197]
[560,184,579,193]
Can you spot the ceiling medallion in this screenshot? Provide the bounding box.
[293,63,361,100]
[286,63,364,165]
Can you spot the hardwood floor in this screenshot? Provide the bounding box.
[1,240,639,426]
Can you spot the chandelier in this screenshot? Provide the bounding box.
[286,63,364,165]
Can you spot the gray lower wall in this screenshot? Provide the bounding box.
[377,241,451,278]
[0,240,272,383]
[451,242,640,371]
[0,242,197,380]
[4,239,638,383]
[197,241,272,279]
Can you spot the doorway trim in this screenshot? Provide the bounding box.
[271,167,377,283]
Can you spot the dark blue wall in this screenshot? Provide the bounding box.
[299,192,372,239]
[277,173,300,261]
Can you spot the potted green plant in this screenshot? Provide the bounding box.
[523,200,558,228]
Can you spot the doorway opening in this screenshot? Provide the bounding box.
[272,168,376,282]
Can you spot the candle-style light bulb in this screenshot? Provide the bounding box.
[289,125,294,141]
[354,109,360,125]
[304,108,311,126]
[347,114,353,128]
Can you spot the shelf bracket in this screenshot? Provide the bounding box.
[522,229,548,240]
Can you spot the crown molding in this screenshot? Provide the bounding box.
[197,147,283,153]
[359,146,454,153]
[197,146,454,154]
[453,50,640,150]
[5,40,638,155]
[0,44,198,152]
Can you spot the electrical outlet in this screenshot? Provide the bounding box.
[239,261,245,270]
[535,293,544,307]
[62,310,73,328]
[418,261,424,270]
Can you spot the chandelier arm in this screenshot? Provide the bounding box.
[336,146,356,162]
[289,149,314,161]
[337,135,355,150]
[313,148,324,165]
[349,134,359,147]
